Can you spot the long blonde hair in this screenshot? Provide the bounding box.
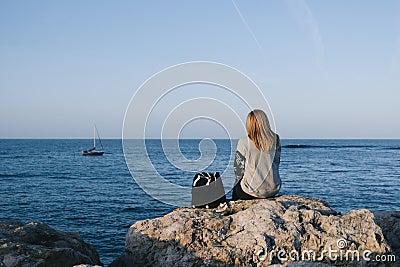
[246,109,276,151]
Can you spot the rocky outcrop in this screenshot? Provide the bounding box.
[111,195,397,266]
[0,221,102,267]
[373,211,400,259]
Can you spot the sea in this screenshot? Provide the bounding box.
[0,139,399,265]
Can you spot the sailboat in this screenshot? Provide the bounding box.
[82,125,104,156]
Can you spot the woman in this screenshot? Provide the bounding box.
[232,109,281,200]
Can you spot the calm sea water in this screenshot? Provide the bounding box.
[1,139,399,265]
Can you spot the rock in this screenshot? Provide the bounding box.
[373,211,400,259]
[111,195,397,266]
[0,221,102,267]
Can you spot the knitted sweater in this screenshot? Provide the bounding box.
[234,135,281,198]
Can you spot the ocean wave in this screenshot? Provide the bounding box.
[0,172,40,178]
[0,173,19,177]
[315,169,350,173]
[386,147,400,150]
[0,171,46,178]
[122,207,138,212]
[66,216,87,221]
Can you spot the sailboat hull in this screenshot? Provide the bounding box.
[82,150,104,156]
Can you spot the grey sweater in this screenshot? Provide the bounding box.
[234,136,281,198]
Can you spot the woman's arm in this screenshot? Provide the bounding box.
[274,134,281,164]
[234,150,246,182]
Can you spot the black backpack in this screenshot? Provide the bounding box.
[191,172,227,208]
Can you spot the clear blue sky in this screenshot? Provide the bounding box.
[1,1,399,138]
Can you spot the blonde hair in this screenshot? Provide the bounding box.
[246,109,276,151]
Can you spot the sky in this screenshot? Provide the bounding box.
[0,0,399,139]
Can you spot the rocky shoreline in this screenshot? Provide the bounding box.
[1,195,399,266]
[0,221,102,267]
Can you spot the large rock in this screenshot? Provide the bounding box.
[0,221,102,267]
[373,211,400,259]
[111,195,397,266]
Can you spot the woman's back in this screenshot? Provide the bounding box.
[232,109,281,200]
[236,134,281,198]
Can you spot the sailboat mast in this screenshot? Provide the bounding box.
[94,125,96,148]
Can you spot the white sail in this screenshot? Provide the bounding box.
[94,125,96,148]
